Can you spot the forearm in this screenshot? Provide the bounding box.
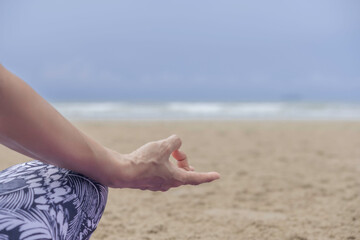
[0,64,114,184]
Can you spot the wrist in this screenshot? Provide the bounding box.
[94,147,133,188]
[65,133,119,186]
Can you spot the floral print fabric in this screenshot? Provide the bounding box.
[0,161,108,240]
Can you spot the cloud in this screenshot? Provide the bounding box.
[1,0,360,101]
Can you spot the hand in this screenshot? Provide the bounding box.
[106,135,220,191]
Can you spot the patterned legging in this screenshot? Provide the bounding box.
[0,161,108,240]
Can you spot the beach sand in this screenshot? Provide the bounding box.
[0,121,359,239]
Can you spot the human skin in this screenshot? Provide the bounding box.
[0,64,220,191]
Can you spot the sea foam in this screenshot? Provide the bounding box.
[52,102,360,120]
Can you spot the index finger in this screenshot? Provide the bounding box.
[172,149,191,171]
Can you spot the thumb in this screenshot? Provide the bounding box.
[164,134,182,154]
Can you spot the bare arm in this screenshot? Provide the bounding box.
[0,64,113,184]
[0,64,220,190]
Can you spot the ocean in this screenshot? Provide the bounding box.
[51,102,360,121]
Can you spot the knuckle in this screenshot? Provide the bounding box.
[168,134,181,146]
[171,134,179,140]
[173,135,182,146]
[160,141,170,150]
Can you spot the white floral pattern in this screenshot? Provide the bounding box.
[0,161,108,240]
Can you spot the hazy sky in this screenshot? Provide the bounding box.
[1,0,359,102]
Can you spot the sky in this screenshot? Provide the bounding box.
[0,0,359,102]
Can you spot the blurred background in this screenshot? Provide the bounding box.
[2,2,359,239]
[1,0,360,120]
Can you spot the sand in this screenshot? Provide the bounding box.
[0,121,359,239]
